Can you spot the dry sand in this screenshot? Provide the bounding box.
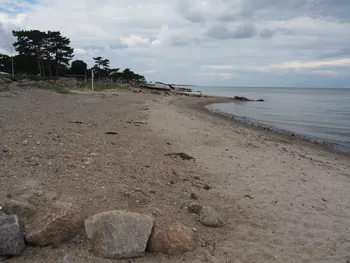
[1,87,350,263]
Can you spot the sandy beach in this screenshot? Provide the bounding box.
[1,87,350,263]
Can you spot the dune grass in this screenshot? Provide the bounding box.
[76,83,132,91]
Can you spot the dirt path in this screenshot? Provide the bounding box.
[1,88,350,263]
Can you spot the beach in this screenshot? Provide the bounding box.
[1,87,350,263]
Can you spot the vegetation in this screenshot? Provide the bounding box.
[0,29,146,84]
[41,85,73,94]
[76,82,132,91]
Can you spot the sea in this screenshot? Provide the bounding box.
[187,86,350,153]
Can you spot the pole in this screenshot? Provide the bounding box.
[91,70,94,91]
[11,48,14,77]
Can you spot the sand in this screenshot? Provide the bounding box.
[1,87,349,263]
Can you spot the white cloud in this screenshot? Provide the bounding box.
[74,48,87,55]
[0,0,349,87]
[204,58,350,72]
[120,35,152,48]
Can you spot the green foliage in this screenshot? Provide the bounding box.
[69,60,87,75]
[76,83,131,91]
[12,30,74,77]
[2,28,147,84]
[41,84,72,94]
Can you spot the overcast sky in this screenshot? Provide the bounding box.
[1,0,350,87]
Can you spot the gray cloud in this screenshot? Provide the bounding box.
[206,23,257,40]
[0,23,14,53]
[260,28,275,39]
[177,0,350,23]
[318,48,350,59]
[110,43,128,50]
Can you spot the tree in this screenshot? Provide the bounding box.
[93,56,110,79]
[12,30,74,77]
[47,31,74,77]
[0,54,11,73]
[12,30,46,75]
[70,60,87,75]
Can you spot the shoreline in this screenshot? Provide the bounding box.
[172,94,350,159]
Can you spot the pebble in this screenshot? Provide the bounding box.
[190,193,198,200]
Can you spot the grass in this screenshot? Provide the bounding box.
[76,83,132,91]
[42,84,73,94]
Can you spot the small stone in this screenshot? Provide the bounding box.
[150,190,156,194]
[147,223,195,255]
[169,180,175,185]
[2,200,37,227]
[190,193,198,200]
[85,210,154,259]
[0,214,25,256]
[204,185,212,190]
[22,140,28,145]
[26,202,82,246]
[199,206,224,228]
[63,255,74,263]
[187,203,203,214]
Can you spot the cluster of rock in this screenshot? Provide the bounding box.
[230,96,265,102]
[1,190,224,260]
[0,199,82,259]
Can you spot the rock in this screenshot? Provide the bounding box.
[187,203,203,214]
[231,96,252,101]
[256,99,265,102]
[26,202,82,246]
[63,255,74,263]
[204,185,212,190]
[2,200,37,226]
[199,206,224,228]
[190,193,198,200]
[0,256,9,262]
[85,210,154,259]
[0,214,25,256]
[147,223,195,255]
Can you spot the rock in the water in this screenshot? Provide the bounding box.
[2,199,37,226]
[147,223,195,255]
[0,214,25,256]
[85,210,154,259]
[26,202,82,246]
[199,206,224,228]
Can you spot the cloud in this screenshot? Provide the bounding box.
[206,23,257,40]
[0,22,14,54]
[204,58,350,74]
[74,48,87,55]
[259,28,275,39]
[0,0,349,87]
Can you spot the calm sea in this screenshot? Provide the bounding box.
[190,86,350,152]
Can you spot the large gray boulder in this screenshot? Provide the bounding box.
[0,214,25,256]
[85,210,154,259]
[199,206,224,228]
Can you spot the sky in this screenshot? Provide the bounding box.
[0,0,350,87]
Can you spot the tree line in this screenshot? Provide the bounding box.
[0,29,145,83]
